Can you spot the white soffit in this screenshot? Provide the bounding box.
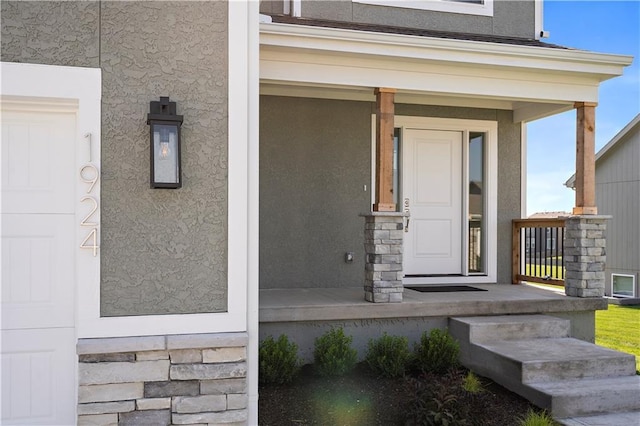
[260,22,632,121]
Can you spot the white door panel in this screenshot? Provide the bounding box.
[2,111,76,214]
[1,214,75,329]
[1,329,76,425]
[404,129,462,275]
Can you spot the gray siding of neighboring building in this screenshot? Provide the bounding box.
[1,1,229,316]
[260,0,536,39]
[595,125,640,297]
[260,96,521,289]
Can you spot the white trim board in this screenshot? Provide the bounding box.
[370,115,498,284]
[353,0,494,17]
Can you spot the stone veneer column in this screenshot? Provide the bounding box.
[363,212,406,303]
[564,215,609,297]
[76,333,248,425]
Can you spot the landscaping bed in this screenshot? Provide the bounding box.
[259,363,541,425]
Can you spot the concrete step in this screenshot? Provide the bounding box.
[558,410,640,426]
[450,314,639,421]
[529,376,640,419]
[478,337,637,383]
[450,315,570,343]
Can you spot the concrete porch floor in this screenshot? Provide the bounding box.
[259,283,607,323]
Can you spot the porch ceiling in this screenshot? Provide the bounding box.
[260,22,632,123]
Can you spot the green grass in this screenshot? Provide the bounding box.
[524,264,564,280]
[596,305,640,373]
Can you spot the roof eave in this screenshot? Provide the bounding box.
[260,22,633,80]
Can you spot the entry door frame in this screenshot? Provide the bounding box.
[370,115,498,284]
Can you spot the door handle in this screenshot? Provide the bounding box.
[404,198,410,233]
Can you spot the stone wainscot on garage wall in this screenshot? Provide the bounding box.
[77,333,248,425]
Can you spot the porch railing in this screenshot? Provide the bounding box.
[512,218,566,286]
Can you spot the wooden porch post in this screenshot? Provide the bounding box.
[572,102,598,215]
[374,88,397,212]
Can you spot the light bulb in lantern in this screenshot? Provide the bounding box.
[160,141,170,159]
[158,127,172,159]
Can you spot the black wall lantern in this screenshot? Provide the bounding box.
[147,96,183,188]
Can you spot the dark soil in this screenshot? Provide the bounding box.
[259,363,540,425]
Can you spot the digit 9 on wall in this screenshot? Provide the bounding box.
[79,133,99,256]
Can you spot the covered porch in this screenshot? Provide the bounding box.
[258,16,632,303]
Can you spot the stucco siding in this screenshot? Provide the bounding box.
[260,96,372,289]
[260,0,536,39]
[2,1,230,316]
[100,1,228,316]
[496,110,522,285]
[260,97,521,289]
[1,1,99,67]
[595,129,640,296]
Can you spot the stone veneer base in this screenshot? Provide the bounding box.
[564,215,610,298]
[362,212,407,303]
[76,332,248,425]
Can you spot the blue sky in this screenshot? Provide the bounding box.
[526,0,640,215]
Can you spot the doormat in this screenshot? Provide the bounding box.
[405,285,488,293]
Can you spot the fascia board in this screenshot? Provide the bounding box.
[260,22,632,79]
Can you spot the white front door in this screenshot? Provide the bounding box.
[1,107,78,425]
[402,129,463,275]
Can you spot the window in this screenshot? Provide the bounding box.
[393,128,400,206]
[468,132,484,273]
[352,0,494,17]
[612,274,635,298]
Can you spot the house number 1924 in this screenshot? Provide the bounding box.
[79,133,100,257]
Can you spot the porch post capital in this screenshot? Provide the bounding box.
[374,87,397,95]
[573,101,598,108]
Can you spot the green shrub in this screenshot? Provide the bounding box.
[365,333,412,378]
[519,410,557,426]
[414,328,460,374]
[259,335,300,385]
[462,371,483,394]
[313,327,358,376]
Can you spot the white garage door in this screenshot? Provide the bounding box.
[1,106,77,425]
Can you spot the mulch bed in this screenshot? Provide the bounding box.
[259,363,539,425]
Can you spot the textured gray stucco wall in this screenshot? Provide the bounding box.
[260,96,372,289]
[261,0,536,39]
[496,110,522,284]
[1,1,229,316]
[260,97,521,289]
[100,2,228,316]
[1,1,99,67]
